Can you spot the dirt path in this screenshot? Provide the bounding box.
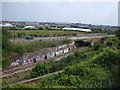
[9,70,63,86]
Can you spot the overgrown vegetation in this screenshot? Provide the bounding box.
[2,29,13,68]
[2,28,120,88]
[91,29,116,34]
[13,40,71,53]
[30,49,87,78]
[37,50,118,88]
[2,70,31,86]
[116,30,120,40]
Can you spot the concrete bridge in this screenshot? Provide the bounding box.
[67,35,115,41]
[67,35,115,47]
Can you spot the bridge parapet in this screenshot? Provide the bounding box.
[67,35,115,41]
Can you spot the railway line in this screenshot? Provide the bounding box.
[2,47,88,87]
[1,52,72,78]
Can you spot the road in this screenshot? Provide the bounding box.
[10,35,115,43]
[10,37,67,43]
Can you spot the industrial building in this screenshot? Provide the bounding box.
[63,27,92,32]
[24,26,36,29]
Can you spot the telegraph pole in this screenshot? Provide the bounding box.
[14,29,15,42]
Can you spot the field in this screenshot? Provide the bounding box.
[9,30,85,39]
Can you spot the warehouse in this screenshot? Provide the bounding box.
[63,27,92,32]
[24,25,36,29]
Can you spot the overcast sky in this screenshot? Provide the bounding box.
[2,2,118,26]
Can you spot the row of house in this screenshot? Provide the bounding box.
[1,21,118,31]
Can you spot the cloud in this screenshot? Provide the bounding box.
[2,2,118,26]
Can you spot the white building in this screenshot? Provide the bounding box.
[24,26,36,29]
[63,27,92,32]
[0,23,14,27]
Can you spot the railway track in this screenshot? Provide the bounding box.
[1,51,73,78]
[1,63,36,78]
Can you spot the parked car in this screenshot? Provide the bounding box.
[26,36,34,39]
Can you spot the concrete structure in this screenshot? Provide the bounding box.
[67,35,115,41]
[76,33,107,37]
[68,35,115,47]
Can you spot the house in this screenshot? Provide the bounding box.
[24,26,36,29]
[91,38,101,46]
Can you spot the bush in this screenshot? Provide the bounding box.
[2,58,11,68]
[93,42,103,50]
[94,48,120,67]
[30,63,52,78]
[116,30,120,40]
[75,51,86,59]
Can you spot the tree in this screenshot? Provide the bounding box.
[30,63,52,78]
[14,45,26,65]
[93,42,103,50]
[38,27,43,30]
[94,48,120,67]
[2,29,12,68]
[116,30,120,40]
[2,29,12,51]
[75,51,86,59]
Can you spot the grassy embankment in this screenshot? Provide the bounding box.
[3,39,71,68]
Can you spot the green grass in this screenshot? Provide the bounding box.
[9,30,84,38]
[12,40,71,53]
[2,70,31,86]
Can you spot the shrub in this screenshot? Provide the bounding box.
[30,63,52,78]
[93,42,103,50]
[94,48,120,67]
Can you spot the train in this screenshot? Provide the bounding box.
[10,42,75,67]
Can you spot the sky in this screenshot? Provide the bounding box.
[2,1,119,26]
